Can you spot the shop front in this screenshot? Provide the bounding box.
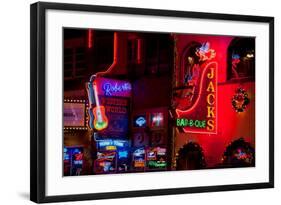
[172,34,255,169]
[63,29,255,176]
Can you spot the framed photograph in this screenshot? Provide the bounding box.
[30,2,274,203]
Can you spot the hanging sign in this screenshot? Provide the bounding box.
[87,77,131,139]
[175,61,217,134]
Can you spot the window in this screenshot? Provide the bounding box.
[127,39,138,64]
[145,35,173,76]
[180,41,202,86]
[63,46,87,79]
[227,37,255,80]
[95,33,114,69]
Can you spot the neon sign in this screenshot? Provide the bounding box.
[146,147,167,169]
[196,42,216,62]
[118,150,128,159]
[135,116,146,127]
[133,148,145,157]
[86,78,108,131]
[97,152,116,160]
[73,160,83,165]
[64,146,83,176]
[97,140,127,148]
[147,151,156,160]
[147,161,167,168]
[133,148,146,168]
[87,77,131,138]
[176,118,206,128]
[105,146,117,151]
[176,61,217,134]
[95,152,116,173]
[103,82,132,96]
[94,77,132,97]
[150,113,164,127]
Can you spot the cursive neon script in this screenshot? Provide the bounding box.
[102,82,132,96]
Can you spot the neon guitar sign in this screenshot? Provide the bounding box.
[87,77,132,131]
[92,80,109,131]
[87,76,109,131]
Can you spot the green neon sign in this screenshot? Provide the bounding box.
[148,161,167,168]
[176,118,206,128]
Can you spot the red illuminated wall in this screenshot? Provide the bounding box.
[175,34,233,83]
[174,34,255,167]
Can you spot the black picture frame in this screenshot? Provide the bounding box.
[30,2,274,203]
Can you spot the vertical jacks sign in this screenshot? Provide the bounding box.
[175,62,217,134]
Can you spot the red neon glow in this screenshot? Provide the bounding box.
[96,152,116,161]
[74,153,83,160]
[137,39,142,64]
[95,33,118,77]
[174,35,255,168]
[231,58,240,78]
[176,61,218,115]
[176,61,218,134]
[87,29,93,48]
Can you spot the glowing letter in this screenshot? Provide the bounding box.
[207,106,215,118]
[176,119,181,126]
[207,67,214,79]
[207,93,215,105]
[206,81,215,92]
[207,120,215,131]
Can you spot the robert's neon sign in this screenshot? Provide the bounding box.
[103,82,132,96]
[176,61,217,134]
[92,77,132,98]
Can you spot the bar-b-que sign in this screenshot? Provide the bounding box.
[175,62,217,134]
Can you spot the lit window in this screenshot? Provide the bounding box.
[227,37,255,80]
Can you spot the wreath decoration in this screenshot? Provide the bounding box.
[222,138,255,167]
[176,141,206,170]
[231,87,250,112]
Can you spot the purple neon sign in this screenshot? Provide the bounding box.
[103,82,131,96]
[95,77,132,97]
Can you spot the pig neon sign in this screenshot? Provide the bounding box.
[175,61,217,134]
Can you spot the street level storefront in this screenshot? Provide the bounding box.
[63,29,255,176]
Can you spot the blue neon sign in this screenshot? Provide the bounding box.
[134,115,146,127]
[97,140,128,149]
[118,151,128,159]
[103,82,132,96]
